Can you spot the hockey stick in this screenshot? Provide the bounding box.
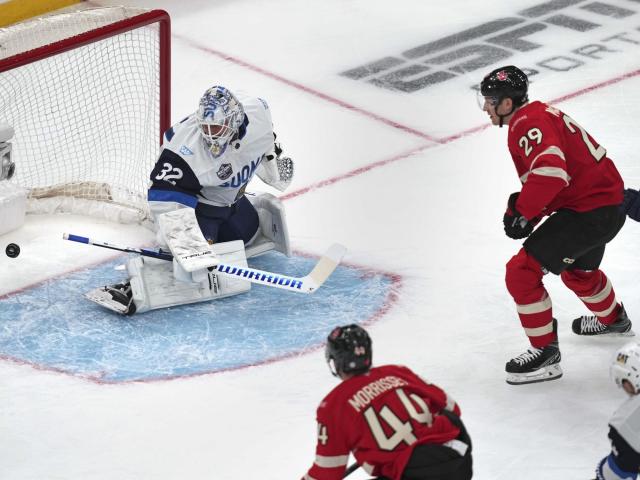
[343,463,360,478]
[63,233,346,294]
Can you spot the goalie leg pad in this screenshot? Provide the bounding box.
[245,192,291,258]
[157,208,219,273]
[126,240,250,314]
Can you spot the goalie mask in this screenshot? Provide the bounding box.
[196,86,245,158]
[326,324,372,377]
[611,342,640,395]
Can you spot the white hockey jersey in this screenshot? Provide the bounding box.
[148,92,276,218]
[610,394,640,453]
[596,394,640,480]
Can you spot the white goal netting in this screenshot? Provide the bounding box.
[0,7,170,223]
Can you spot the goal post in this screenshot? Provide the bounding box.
[0,7,171,223]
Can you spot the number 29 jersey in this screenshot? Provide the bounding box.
[507,101,623,221]
[303,365,461,480]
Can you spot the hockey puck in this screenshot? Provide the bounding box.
[5,243,20,258]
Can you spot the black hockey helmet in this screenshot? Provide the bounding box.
[325,324,372,377]
[480,65,529,107]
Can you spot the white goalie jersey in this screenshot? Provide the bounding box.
[147,91,291,218]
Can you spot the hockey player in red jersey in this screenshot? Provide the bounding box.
[479,65,632,386]
[302,324,472,480]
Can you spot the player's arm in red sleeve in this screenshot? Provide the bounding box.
[425,383,461,417]
[399,366,461,417]
[302,403,351,480]
[510,117,569,220]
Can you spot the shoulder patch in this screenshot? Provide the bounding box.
[258,97,269,110]
[179,145,194,156]
[217,163,233,180]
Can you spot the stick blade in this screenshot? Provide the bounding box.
[303,243,347,293]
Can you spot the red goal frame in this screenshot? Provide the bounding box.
[0,9,171,144]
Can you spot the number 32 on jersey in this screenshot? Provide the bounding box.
[155,162,183,185]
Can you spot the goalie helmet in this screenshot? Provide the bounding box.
[325,324,372,377]
[479,65,529,108]
[196,86,245,158]
[611,342,640,395]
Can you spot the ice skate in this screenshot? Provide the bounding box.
[85,282,136,315]
[572,304,633,337]
[506,320,562,385]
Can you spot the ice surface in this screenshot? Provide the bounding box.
[2,0,640,479]
[1,253,395,382]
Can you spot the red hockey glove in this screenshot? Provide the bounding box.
[503,192,538,239]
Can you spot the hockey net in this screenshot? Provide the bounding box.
[0,7,170,223]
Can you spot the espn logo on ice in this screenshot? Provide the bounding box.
[341,0,640,92]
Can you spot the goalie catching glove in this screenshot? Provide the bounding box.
[257,139,294,192]
[503,192,539,240]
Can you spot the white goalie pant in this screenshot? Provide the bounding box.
[127,240,251,314]
[245,191,291,258]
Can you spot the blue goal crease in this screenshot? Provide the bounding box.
[0,252,397,382]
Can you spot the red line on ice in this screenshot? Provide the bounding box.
[176,34,640,198]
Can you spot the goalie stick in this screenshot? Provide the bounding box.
[62,233,346,294]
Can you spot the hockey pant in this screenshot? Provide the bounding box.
[196,195,259,244]
[400,411,472,480]
[506,206,625,348]
[195,192,291,258]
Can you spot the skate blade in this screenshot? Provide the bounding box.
[506,364,563,385]
[587,330,636,337]
[84,287,129,315]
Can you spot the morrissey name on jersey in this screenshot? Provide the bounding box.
[348,375,409,412]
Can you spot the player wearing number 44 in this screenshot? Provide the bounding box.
[479,65,631,386]
[302,325,472,480]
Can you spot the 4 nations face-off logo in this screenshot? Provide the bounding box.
[341,0,640,92]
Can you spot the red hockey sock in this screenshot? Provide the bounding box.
[506,249,555,348]
[561,269,620,325]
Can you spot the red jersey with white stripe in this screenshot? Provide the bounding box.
[507,101,623,220]
[302,365,461,480]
